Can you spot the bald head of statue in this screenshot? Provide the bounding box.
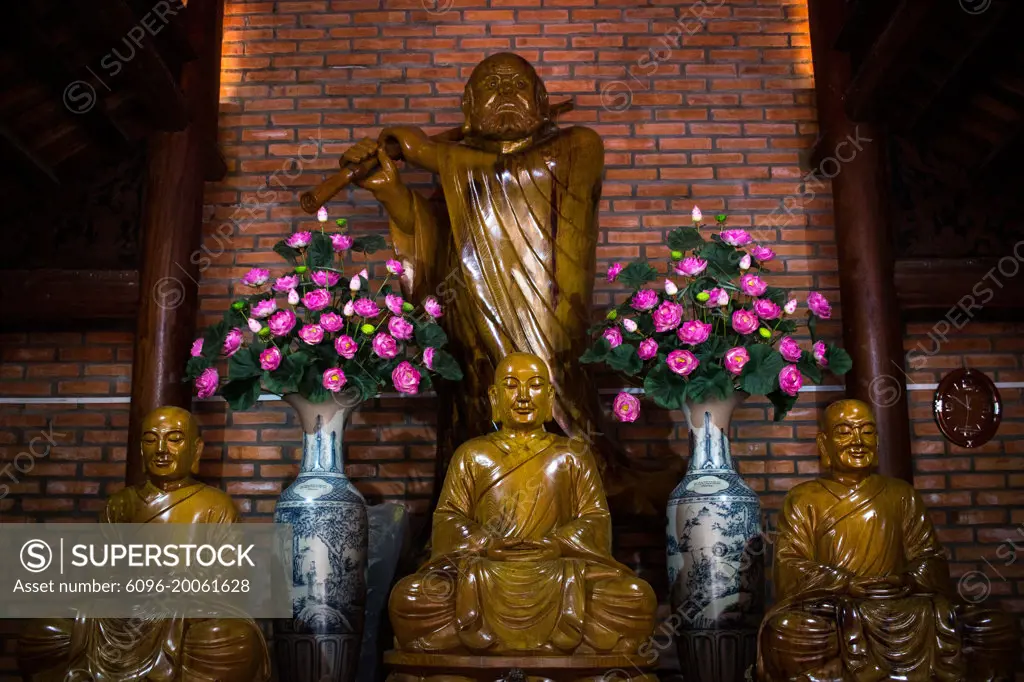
[817,399,879,478]
[140,406,204,487]
[462,53,550,142]
[488,352,555,430]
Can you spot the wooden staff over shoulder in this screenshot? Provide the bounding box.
[299,99,574,214]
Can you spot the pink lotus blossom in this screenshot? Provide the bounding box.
[691,205,703,223]
[739,274,768,297]
[392,361,421,394]
[299,324,324,345]
[311,270,340,287]
[807,291,832,319]
[424,296,443,319]
[703,288,729,308]
[331,233,353,251]
[388,316,414,340]
[622,318,638,333]
[385,294,405,316]
[731,309,759,335]
[779,337,802,363]
[320,312,344,332]
[268,309,296,337]
[247,318,262,334]
[335,335,357,359]
[273,275,299,292]
[724,347,750,375]
[631,289,659,311]
[223,328,243,357]
[784,299,798,314]
[317,206,329,223]
[779,365,803,396]
[813,341,828,367]
[423,347,436,370]
[720,229,752,247]
[675,257,707,277]
[190,338,204,357]
[372,332,399,359]
[753,299,781,320]
[353,298,380,318]
[241,268,270,287]
[613,392,641,422]
[607,262,624,282]
[739,253,752,271]
[666,350,699,376]
[260,346,282,371]
[652,301,684,332]
[302,289,331,312]
[751,245,775,261]
[638,338,659,360]
[677,320,712,345]
[603,327,623,348]
[195,367,219,399]
[323,367,347,392]
[251,299,277,319]
[286,232,312,248]
[288,288,300,306]
[386,259,404,276]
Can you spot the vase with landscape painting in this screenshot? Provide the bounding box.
[273,390,367,682]
[666,391,764,682]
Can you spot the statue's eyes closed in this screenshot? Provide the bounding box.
[142,434,159,443]
[487,77,499,90]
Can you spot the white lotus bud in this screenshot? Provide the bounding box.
[739,253,751,270]
[664,279,679,296]
[343,300,355,317]
[349,275,361,292]
[247,318,262,333]
[622,318,638,333]
[287,288,300,305]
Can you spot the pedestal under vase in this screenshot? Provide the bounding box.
[666,392,764,682]
[273,390,368,682]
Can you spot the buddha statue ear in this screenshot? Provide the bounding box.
[191,437,204,475]
[461,87,474,137]
[488,385,501,426]
[816,431,830,470]
[534,78,551,121]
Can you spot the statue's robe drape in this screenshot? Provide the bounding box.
[388,433,656,654]
[758,474,963,681]
[388,127,613,481]
[18,483,270,682]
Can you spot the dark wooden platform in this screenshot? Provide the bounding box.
[384,650,657,682]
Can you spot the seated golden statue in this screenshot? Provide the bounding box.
[757,399,1017,682]
[387,353,657,667]
[18,406,271,682]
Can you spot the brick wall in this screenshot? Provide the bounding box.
[0,0,1021,677]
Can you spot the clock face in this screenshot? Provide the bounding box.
[933,369,1001,448]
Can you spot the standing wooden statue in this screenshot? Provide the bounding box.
[306,53,648,505]
[757,399,1017,681]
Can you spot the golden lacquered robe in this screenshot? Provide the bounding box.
[18,482,269,682]
[388,432,656,654]
[758,474,962,681]
[389,128,607,471]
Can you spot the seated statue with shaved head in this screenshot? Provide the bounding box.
[17,406,270,682]
[386,353,657,680]
[757,399,1017,682]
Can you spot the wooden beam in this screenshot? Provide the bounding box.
[843,0,933,122]
[894,259,1024,312]
[127,0,225,487]
[0,123,59,188]
[0,270,139,322]
[808,0,913,483]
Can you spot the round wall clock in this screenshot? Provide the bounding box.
[933,368,1001,448]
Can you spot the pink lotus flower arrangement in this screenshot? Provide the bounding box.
[185,215,463,409]
[583,208,851,422]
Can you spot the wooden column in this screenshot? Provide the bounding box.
[127,0,225,485]
[807,0,913,482]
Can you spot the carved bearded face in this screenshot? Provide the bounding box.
[141,406,203,483]
[488,353,554,429]
[818,400,879,475]
[463,54,549,142]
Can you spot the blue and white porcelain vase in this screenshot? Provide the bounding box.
[273,390,368,682]
[666,392,764,682]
